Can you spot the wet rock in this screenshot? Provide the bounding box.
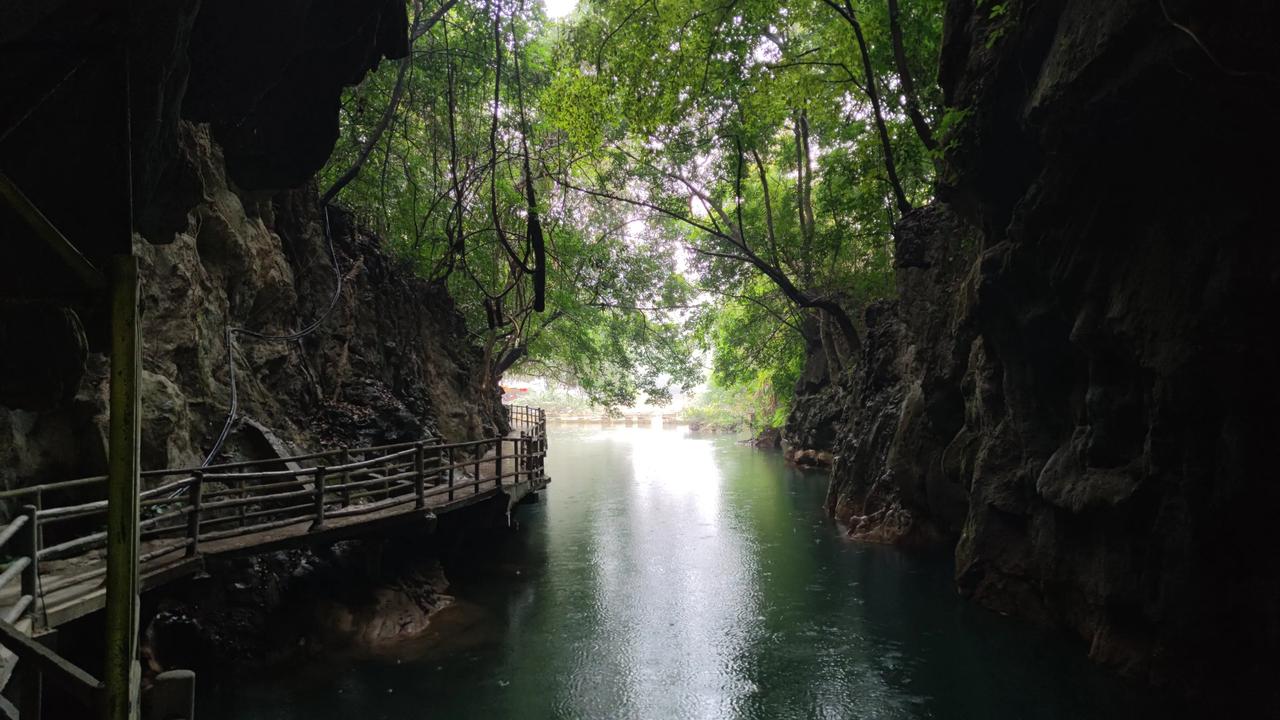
[750,426,781,450]
[825,205,978,544]
[781,383,841,468]
[2,121,502,495]
[146,542,452,671]
[825,0,1280,708]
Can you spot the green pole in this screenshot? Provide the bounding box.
[104,254,141,720]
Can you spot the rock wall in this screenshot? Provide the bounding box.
[825,0,1280,708]
[782,312,855,467]
[144,540,452,671]
[1,0,502,494]
[1,121,501,494]
[0,0,409,245]
[826,205,978,546]
[0,0,510,686]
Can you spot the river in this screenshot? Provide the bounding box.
[204,425,1170,719]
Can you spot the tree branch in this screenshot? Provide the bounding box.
[886,0,937,151]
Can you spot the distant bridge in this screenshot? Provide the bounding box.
[0,406,549,718]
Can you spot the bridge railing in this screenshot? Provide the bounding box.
[0,406,547,634]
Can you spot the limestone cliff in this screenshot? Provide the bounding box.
[823,0,1280,708]
[1,120,502,491]
[0,1,502,494]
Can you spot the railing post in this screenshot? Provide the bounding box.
[414,442,426,509]
[144,670,195,720]
[381,451,392,500]
[339,448,351,509]
[238,477,248,528]
[447,449,454,502]
[34,487,44,554]
[311,467,328,531]
[20,504,38,624]
[473,452,481,495]
[496,439,504,490]
[185,472,203,558]
[7,506,40,714]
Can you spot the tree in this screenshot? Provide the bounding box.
[317,0,702,409]
[542,0,938,419]
[317,0,946,423]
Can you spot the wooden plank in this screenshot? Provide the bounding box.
[42,557,204,631]
[1,407,548,650]
[202,507,438,560]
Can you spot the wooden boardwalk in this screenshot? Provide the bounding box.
[0,406,549,638]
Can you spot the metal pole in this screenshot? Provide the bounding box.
[105,255,141,720]
[34,488,44,560]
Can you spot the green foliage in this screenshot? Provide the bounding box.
[318,0,946,421]
[542,0,942,426]
[980,0,1012,48]
[682,385,756,432]
[508,384,597,415]
[318,0,702,410]
[683,371,793,434]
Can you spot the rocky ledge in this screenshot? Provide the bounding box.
[145,540,452,672]
[818,0,1280,709]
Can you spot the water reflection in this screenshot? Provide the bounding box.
[613,428,758,718]
[203,425,1172,720]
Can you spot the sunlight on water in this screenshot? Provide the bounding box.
[610,427,755,718]
[203,425,1171,720]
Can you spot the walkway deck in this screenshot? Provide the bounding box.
[0,407,549,635]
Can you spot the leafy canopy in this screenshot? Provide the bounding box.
[319,0,945,422]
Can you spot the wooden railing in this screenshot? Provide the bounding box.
[0,407,547,623]
[0,619,104,718]
[0,406,546,717]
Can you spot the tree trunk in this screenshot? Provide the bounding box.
[824,0,912,216]
[886,0,937,152]
[321,1,458,205]
[320,56,411,205]
[494,345,527,377]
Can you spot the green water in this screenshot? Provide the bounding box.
[204,425,1168,719]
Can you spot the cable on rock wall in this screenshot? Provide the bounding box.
[201,204,345,466]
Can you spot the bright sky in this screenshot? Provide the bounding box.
[545,0,578,18]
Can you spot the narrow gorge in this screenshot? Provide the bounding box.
[2,0,1277,717]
